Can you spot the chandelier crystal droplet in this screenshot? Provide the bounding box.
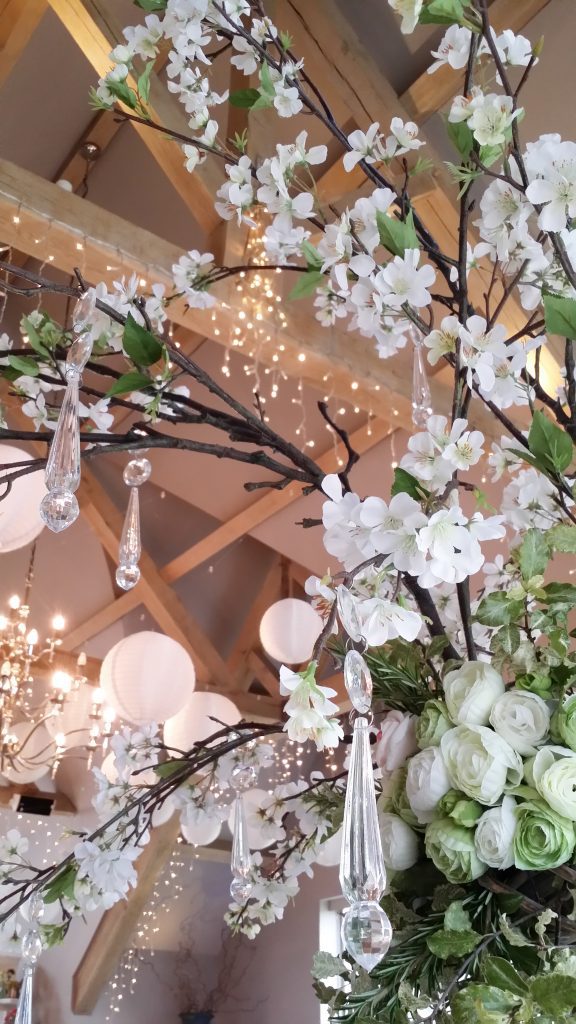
[229,764,256,902]
[39,292,95,533]
[115,458,151,591]
[410,327,433,429]
[15,893,44,1024]
[339,651,392,970]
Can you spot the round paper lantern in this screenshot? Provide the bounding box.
[316,829,342,867]
[100,631,195,725]
[181,815,222,846]
[45,685,94,747]
[163,691,241,750]
[2,722,53,784]
[0,445,45,552]
[227,788,277,850]
[259,598,323,664]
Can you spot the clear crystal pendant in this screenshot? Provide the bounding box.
[339,658,392,972]
[336,586,362,643]
[40,296,95,533]
[115,457,151,591]
[229,765,256,902]
[15,893,44,1024]
[411,328,433,429]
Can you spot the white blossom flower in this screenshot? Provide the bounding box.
[74,840,141,909]
[375,249,435,309]
[406,746,452,824]
[361,492,428,575]
[343,123,384,172]
[231,34,258,75]
[358,597,422,646]
[349,188,396,252]
[0,830,29,862]
[273,84,302,118]
[385,118,424,159]
[429,25,472,73]
[388,0,424,34]
[474,796,517,869]
[424,316,459,365]
[442,426,485,472]
[526,139,576,231]
[279,664,343,751]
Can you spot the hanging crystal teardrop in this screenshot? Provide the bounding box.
[72,291,96,333]
[39,372,81,532]
[411,333,433,429]
[15,894,44,1024]
[15,966,33,1024]
[336,586,362,643]
[123,457,151,488]
[339,716,386,905]
[341,901,393,971]
[116,487,141,590]
[344,650,372,715]
[230,793,252,900]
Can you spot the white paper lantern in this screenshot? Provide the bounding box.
[164,691,241,750]
[316,829,342,867]
[0,445,45,552]
[259,598,323,665]
[181,816,222,846]
[100,631,195,725]
[2,722,53,784]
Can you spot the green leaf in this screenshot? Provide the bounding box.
[419,0,466,26]
[391,467,430,500]
[426,928,480,959]
[491,623,521,657]
[137,61,154,104]
[542,582,576,607]
[289,270,324,300]
[543,292,576,341]
[531,974,576,1015]
[300,240,323,271]
[451,984,521,1024]
[106,371,153,397]
[528,408,573,474]
[376,208,419,257]
[22,319,50,357]
[548,524,576,553]
[447,119,474,159]
[311,951,347,981]
[498,914,531,948]
[259,60,275,98]
[229,88,261,108]
[105,77,138,110]
[122,314,164,366]
[279,31,294,51]
[153,759,184,779]
[134,0,167,10]
[432,884,467,912]
[44,865,77,904]
[518,528,550,579]
[475,592,525,627]
[444,901,472,932]
[481,957,529,997]
[8,354,39,376]
[479,143,504,168]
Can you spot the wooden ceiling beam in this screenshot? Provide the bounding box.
[400,0,552,125]
[45,0,222,234]
[0,0,46,90]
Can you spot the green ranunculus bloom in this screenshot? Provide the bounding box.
[438,789,483,828]
[513,799,575,870]
[415,699,452,748]
[558,694,576,752]
[425,817,487,884]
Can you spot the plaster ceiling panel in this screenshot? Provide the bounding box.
[0,10,97,181]
[80,125,206,252]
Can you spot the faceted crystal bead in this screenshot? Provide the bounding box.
[336,586,362,643]
[45,381,81,494]
[66,334,93,376]
[15,965,33,1024]
[116,564,141,590]
[39,490,79,532]
[341,901,392,971]
[230,877,252,902]
[123,457,152,488]
[231,794,251,880]
[21,930,42,965]
[28,893,45,923]
[230,764,257,792]
[118,487,141,568]
[344,650,372,715]
[72,291,96,333]
[411,335,433,429]
[340,717,386,904]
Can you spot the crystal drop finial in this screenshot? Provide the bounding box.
[66,333,93,375]
[72,291,96,333]
[118,487,141,566]
[28,893,45,923]
[116,564,141,590]
[340,717,386,904]
[123,457,152,487]
[411,332,433,429]
[231,794,252,880]
[341,901,392,971]
[344,650,372,715]
[21,931,42,965]
[230,877,252,902]
[15,966,34,1024]
[231,765,257,792]
[39,490,79,532]
[336,586,362,643]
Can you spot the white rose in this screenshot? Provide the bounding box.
[444,662,505,726]
[405,746,452,824]
[374,711,419,774]
[490,690,550,756]
[441,725,522,806]
[532,746,576,821]
[474,796,517,869]
[379,812,419,870]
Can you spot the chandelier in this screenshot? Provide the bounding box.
[0,544,116,782]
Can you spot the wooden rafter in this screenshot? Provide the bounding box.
[0,0,45,89]
[45,0,222,234]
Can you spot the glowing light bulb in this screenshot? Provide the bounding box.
[8,595,20,610]
[52,613,65,631]
[55,733,66,749]
[26,629,39,646]
[91,687,104,706]
[0,617,7,631]
[103,706,116,723]
[52,670,72,693]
